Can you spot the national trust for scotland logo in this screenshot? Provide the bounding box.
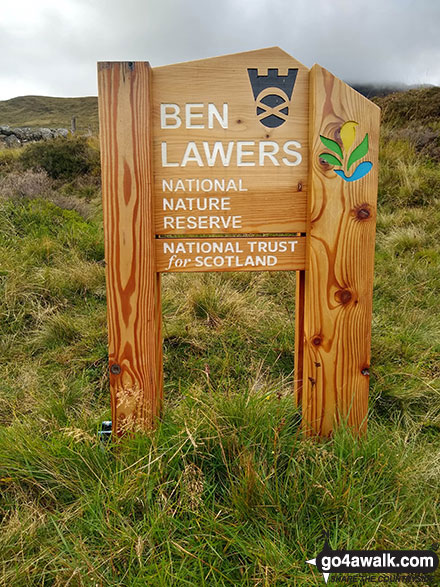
[248,67,298,128]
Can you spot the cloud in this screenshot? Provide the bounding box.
[0,0,439,99]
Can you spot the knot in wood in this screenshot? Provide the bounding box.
[110,363,121,375]
[312,336,322,347]
[358,208,370,220]
[336,289,353,305]
[354,203,372,221]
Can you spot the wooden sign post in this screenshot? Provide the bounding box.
[98,48,379,436]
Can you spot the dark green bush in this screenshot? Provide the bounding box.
[20,136,100,180]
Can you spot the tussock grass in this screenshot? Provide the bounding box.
[0,91,439,584]
[162,272,297,397]
[378,134,440,207]
[0,148,21,173]
[0,391,438,585]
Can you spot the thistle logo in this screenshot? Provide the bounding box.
[247,68,298,128]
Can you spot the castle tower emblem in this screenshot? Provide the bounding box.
[247,68,298,128]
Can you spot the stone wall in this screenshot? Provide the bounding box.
[0,126,69,147]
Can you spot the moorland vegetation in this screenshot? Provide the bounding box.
[0,88,439,585]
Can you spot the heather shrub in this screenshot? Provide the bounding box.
[20,136,100,180]
[0,169,52,200]
[375,86,440,128]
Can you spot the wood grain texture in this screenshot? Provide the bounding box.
[98,62,163,435]
[153,47,309,234]
[302,65,380,436]
[294,269,305,406]
[155,189,307,235]
[156,236,306,273]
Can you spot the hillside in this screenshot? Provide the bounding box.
[0,84,428,137]
[352,83,434,99]
[375,85,440,127]
[0,88,439,584]
[0,95,99,133]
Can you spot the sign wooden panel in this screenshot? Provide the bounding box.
[153,47,308,235]
[156,236,306,273]
[294,269,306,405]
[301,65,380,436]
[98,48,380,438]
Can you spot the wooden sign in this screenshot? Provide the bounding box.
[156,237,306,273]
[153,48,308,235]
[98,48,380,437]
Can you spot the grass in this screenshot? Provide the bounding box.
[1,394,437,585]
[0,91,439,585]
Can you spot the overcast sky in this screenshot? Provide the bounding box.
[1,0,439,100]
